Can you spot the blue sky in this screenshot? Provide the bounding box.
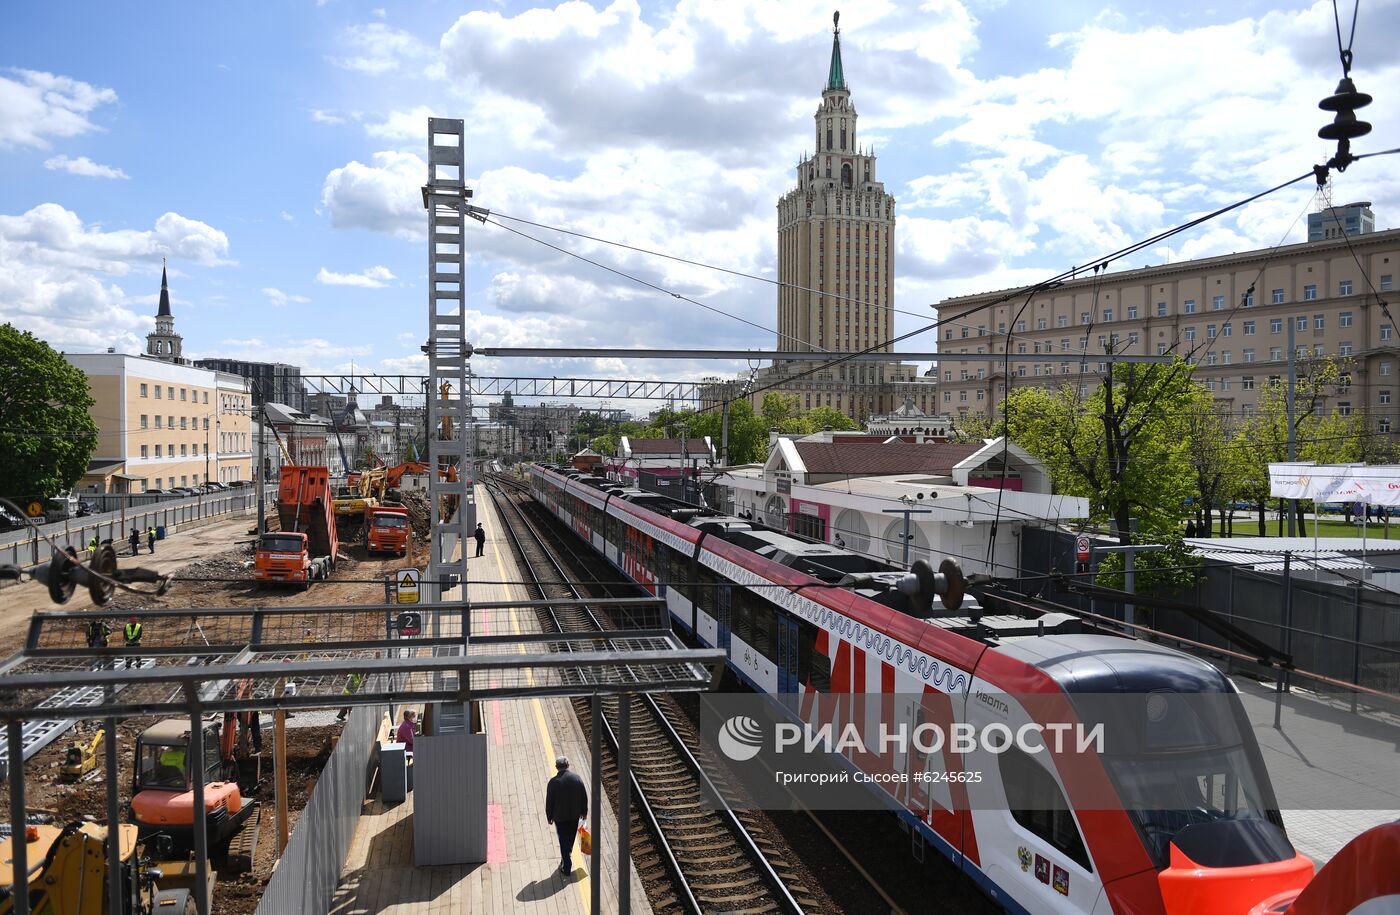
[2,0,1398,403]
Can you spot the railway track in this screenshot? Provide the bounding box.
[484,473,820,915]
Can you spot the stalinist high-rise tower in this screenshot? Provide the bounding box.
[777,11,895,355]
[711,12,937,423]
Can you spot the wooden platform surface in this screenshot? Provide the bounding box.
[328,486,652,914]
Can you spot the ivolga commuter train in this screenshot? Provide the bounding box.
[527,465,1375,915]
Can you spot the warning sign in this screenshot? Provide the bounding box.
[392,568,421,605]
[1075,536,1091,561]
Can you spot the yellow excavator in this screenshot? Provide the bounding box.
[0,821,199,914]
[59,729,103,782]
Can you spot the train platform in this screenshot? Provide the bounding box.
[1231,674,1400,865]
[327,490,652,915]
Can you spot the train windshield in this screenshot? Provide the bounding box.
[1088,691,1282,869]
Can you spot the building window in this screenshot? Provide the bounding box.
[140,383,148,398]
[1270,318,1283,333]
[976,390,984,400]
[1381,390,1391,405]
[1304,284,1317,300]
[998,322,1006,334]
[1128,332,1139,346]
[1244,290,1255,306]
[1207,324,1217,338]
[1339,402,1353,416]
[1296,316,1308,331]
[155,416,163,430]
[1057,315,1068,327]
[1184,327,1196,341]
[1340,280,1354,296]
[1270,347,1283,361]
[943,371,952,381]
[960,327,968,338]
[1157,343,1167,354]
[944,392,951,402]
[167,387,174,400]
[1242,376,1255,390]
[959,391,968,401]
[1080,312,1090,325]
[1212,295,1225,310]
[1314,314,1325,329]
[1272,289,1285,304]
[1314,343,1325,357]
[1382,275,1394,292]
[1156,302,1167,316]
[1207,353,1218,366]
[1035,318,1046,330]
[140,445,149,458]
[155,445,163,458]
[1222,352,1232,364]
[1340,311,1354,327]
[1383,419,1392,434]
[1184,300,1196,314]
[1383,324,1393,340]
[1222,323,1232,337]
[154,386,162,400]
[140,414,148,429]
[1243,320,1255,335]
[180,417,187,430]
[1127,306,1138,319]
[179,388,186,401]
[203,391,209,403]
[1340,342,1354,356]
[1016,321,1027,332]
[1383,362,1393,376]
[1243,348,1255,363]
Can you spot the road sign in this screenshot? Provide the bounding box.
[392,568,421,605]
[1075,536,1091,561]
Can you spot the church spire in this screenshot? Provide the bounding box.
[826,11,846,91]
[157,257,172,317]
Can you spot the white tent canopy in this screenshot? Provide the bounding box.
[1268,462,1400,506]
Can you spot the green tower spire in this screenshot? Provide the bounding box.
[826,11,846,91]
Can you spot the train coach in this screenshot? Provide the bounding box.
[527,464,1323,915]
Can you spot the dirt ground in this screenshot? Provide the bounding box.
[0,513,420,912]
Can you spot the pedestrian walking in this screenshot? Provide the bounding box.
[147,526,157,554]
[545,755,588,877]
[128,527,141,557]
[473,522,486,558]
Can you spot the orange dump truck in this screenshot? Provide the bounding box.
[366,504,411,556]
[255,465,338,586]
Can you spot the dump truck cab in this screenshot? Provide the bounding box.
[255,530,317,583]
[366,505,411,556]
[130,718,252,852]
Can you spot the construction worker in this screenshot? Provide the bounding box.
[123,615,142,668]
[88,534,100,556]
[86,617,112,667]
[147,526,157,553]
[156,745,187,787]
[128,527,141,556]
[337,671,363,721]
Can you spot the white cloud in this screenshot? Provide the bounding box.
[327,23,431,75]
[0,69,118,150]
[314,265,395,288]
[279,211,295,222]
[311,109,349,125]
[211,336,373,375]
[0,205,233,353]
[321,150,425,239]
[261,287,309,307]
[43,154,128,179]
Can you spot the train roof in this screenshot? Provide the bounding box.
[993,634,1232,694]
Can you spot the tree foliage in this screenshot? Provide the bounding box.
[0,324,98,499]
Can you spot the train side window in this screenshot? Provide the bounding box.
[999,747,1093,872]
[750,599,774,657]
[734,595,754,646]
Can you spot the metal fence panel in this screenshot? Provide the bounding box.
[254,704,381,915]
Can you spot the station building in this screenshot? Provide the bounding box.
[712,431,1085,577]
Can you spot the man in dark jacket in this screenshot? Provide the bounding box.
[545,755,588,876]
[473,522,486,558]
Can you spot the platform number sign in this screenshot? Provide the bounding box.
[392,568,421,605]
[396,612,422,636]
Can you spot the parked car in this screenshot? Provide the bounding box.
[145,488,170,496]
[170,487,195,496]
[76,499,94,517]
[228,480,254,488]
[0,506,28,532]
[204,481,228,492]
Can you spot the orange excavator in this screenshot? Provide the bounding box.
[128,717,256,853]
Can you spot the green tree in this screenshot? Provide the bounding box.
[1003,358,1197,542]
[796,406,859,434]
[0,325,98,500]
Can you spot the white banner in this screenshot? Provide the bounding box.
[1268,463,1400,506]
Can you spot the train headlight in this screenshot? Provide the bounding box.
[1146,692,1170,723]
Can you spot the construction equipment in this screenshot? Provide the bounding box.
[129,718,256,855]
[366,504,411,556]
[58,728,103,782]
[255,465,338,587]
[0,821,198,914]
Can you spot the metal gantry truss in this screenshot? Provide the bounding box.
[300,374,702,403]
[423,118,475,605]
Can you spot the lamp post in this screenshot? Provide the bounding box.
[882,498,932,568]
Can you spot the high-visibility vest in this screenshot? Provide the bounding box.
[148,528,156,538]
[123,622,142,644]
[158,748,186,770]
[343,673,362,695]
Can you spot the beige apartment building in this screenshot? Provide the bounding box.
[933,226,1400,431]
[67,353,254,492]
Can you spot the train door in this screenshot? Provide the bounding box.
[655,541,669,598]
[716,583,732,650]
[776,616,800,692]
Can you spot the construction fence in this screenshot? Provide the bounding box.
[255,703,383,915]
[1020,527,1400,709]
[0,488,267,575]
